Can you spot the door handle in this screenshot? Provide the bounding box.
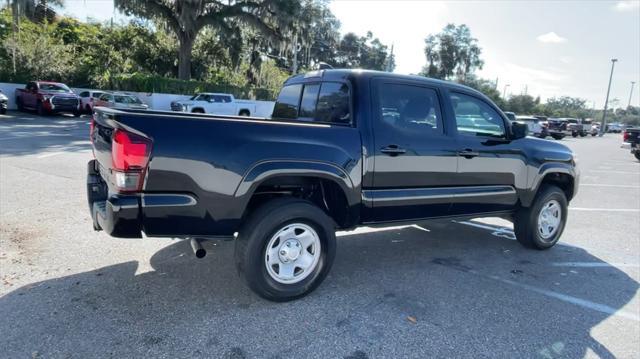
[381,145,406,156]
[458,149,479,159]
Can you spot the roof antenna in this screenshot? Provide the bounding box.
[318,62,333,70]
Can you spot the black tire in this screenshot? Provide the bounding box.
[239,110,250,116]
[0,108,6,115]
[514,185,568,250]
[16,98,23,112]
[571,132,578,137]
[579,132,586,137]
[36,101,46,116]
[234,197,336,301]
[85,105,92,114]
[552,135,563,140]
[634,152,640,161]
[191,108,205,113]
[73,109,81,117]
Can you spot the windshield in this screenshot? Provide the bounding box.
[39,83,71,93]
[114,95,143,104]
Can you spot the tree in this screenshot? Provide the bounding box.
[114,0,298,80]
[420,23,483,81]
[543,96,589,118]
[333,31,392,71]
[460,75,504,108]
[505,94,539,114]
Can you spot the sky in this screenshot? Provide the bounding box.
[60,0,640,108]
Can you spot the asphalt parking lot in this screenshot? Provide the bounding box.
[1,111,638,358]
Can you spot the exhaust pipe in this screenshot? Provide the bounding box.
[190,238,206,258]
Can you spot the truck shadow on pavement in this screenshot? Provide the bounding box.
[0,112,91,156]
[1,223,637,358]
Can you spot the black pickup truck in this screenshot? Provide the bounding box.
[87,69,579,301]
[623,127,640,161]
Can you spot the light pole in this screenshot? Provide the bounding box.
[628,81,636,108]
[599,58,617,137]
[503,84,510,99]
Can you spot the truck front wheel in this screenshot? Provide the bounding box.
[514,185,567,250]
[239,110,250,116]
[235,198,336,301]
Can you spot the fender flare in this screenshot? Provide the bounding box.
[522,162,577,206]
[234,159,360,214]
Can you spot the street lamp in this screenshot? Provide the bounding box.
[628,81,636,108]
[503,84,510,99]
[599,58,618,137]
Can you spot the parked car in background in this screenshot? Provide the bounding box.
[622,127,640,161]
[15,81,80,116]
[504,111,516,122]
[566,118,591,137]
[171,93,256,116]
[78,90,105,114]
[95,92,149,110]
[607,123,624,133]
[590,123,600,136]
[546,118,569,140]
[0,90,7,114]
[87,69,579,301]
[514,115,546,138]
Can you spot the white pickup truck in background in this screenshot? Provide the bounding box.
[170,93,257,116]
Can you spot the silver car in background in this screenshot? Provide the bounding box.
[95,92,149,110]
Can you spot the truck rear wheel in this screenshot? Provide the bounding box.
[239,110,250,116]
[514,185,567,250]
[234,198,336,301]
[634,152,640,161]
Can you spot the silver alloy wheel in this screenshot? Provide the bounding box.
[265,223,321,284]
[537,199,562,241]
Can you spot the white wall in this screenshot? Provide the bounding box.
[1,82,275,117]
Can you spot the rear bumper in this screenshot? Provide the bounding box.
[87,159,200,238]
[87,160,142,238]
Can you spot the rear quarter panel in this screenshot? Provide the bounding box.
[111,113,362,236]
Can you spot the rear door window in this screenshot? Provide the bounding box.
[272,84,303,120]
[316,82,350,124]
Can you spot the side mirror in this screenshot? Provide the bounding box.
[511,122,528,140]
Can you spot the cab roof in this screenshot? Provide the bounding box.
[284,69,479,93]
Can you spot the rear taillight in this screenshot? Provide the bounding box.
[111,129,152,192]
[623,131,629,142]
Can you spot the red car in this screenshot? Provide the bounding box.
[15,81,81,116]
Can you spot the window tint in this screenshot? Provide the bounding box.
[79,91,89,98]
[92,92,103,98]
[316,82,350,124]
[299,84,320,120]
[272,84,302,119]
[451,92,505,137]
[377,83,442,136]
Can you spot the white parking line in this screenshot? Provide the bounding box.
[589,170,640,175]
[580,184,640,189]
[479,271,640,322]
[569,207,640,213]
[336,224,429,237]
[37,152,64,159]
[551,262,640,268]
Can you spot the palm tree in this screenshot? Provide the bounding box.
[115,0,298,81]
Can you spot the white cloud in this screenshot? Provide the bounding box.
[536,32,568,44]
[614,1,640,12]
